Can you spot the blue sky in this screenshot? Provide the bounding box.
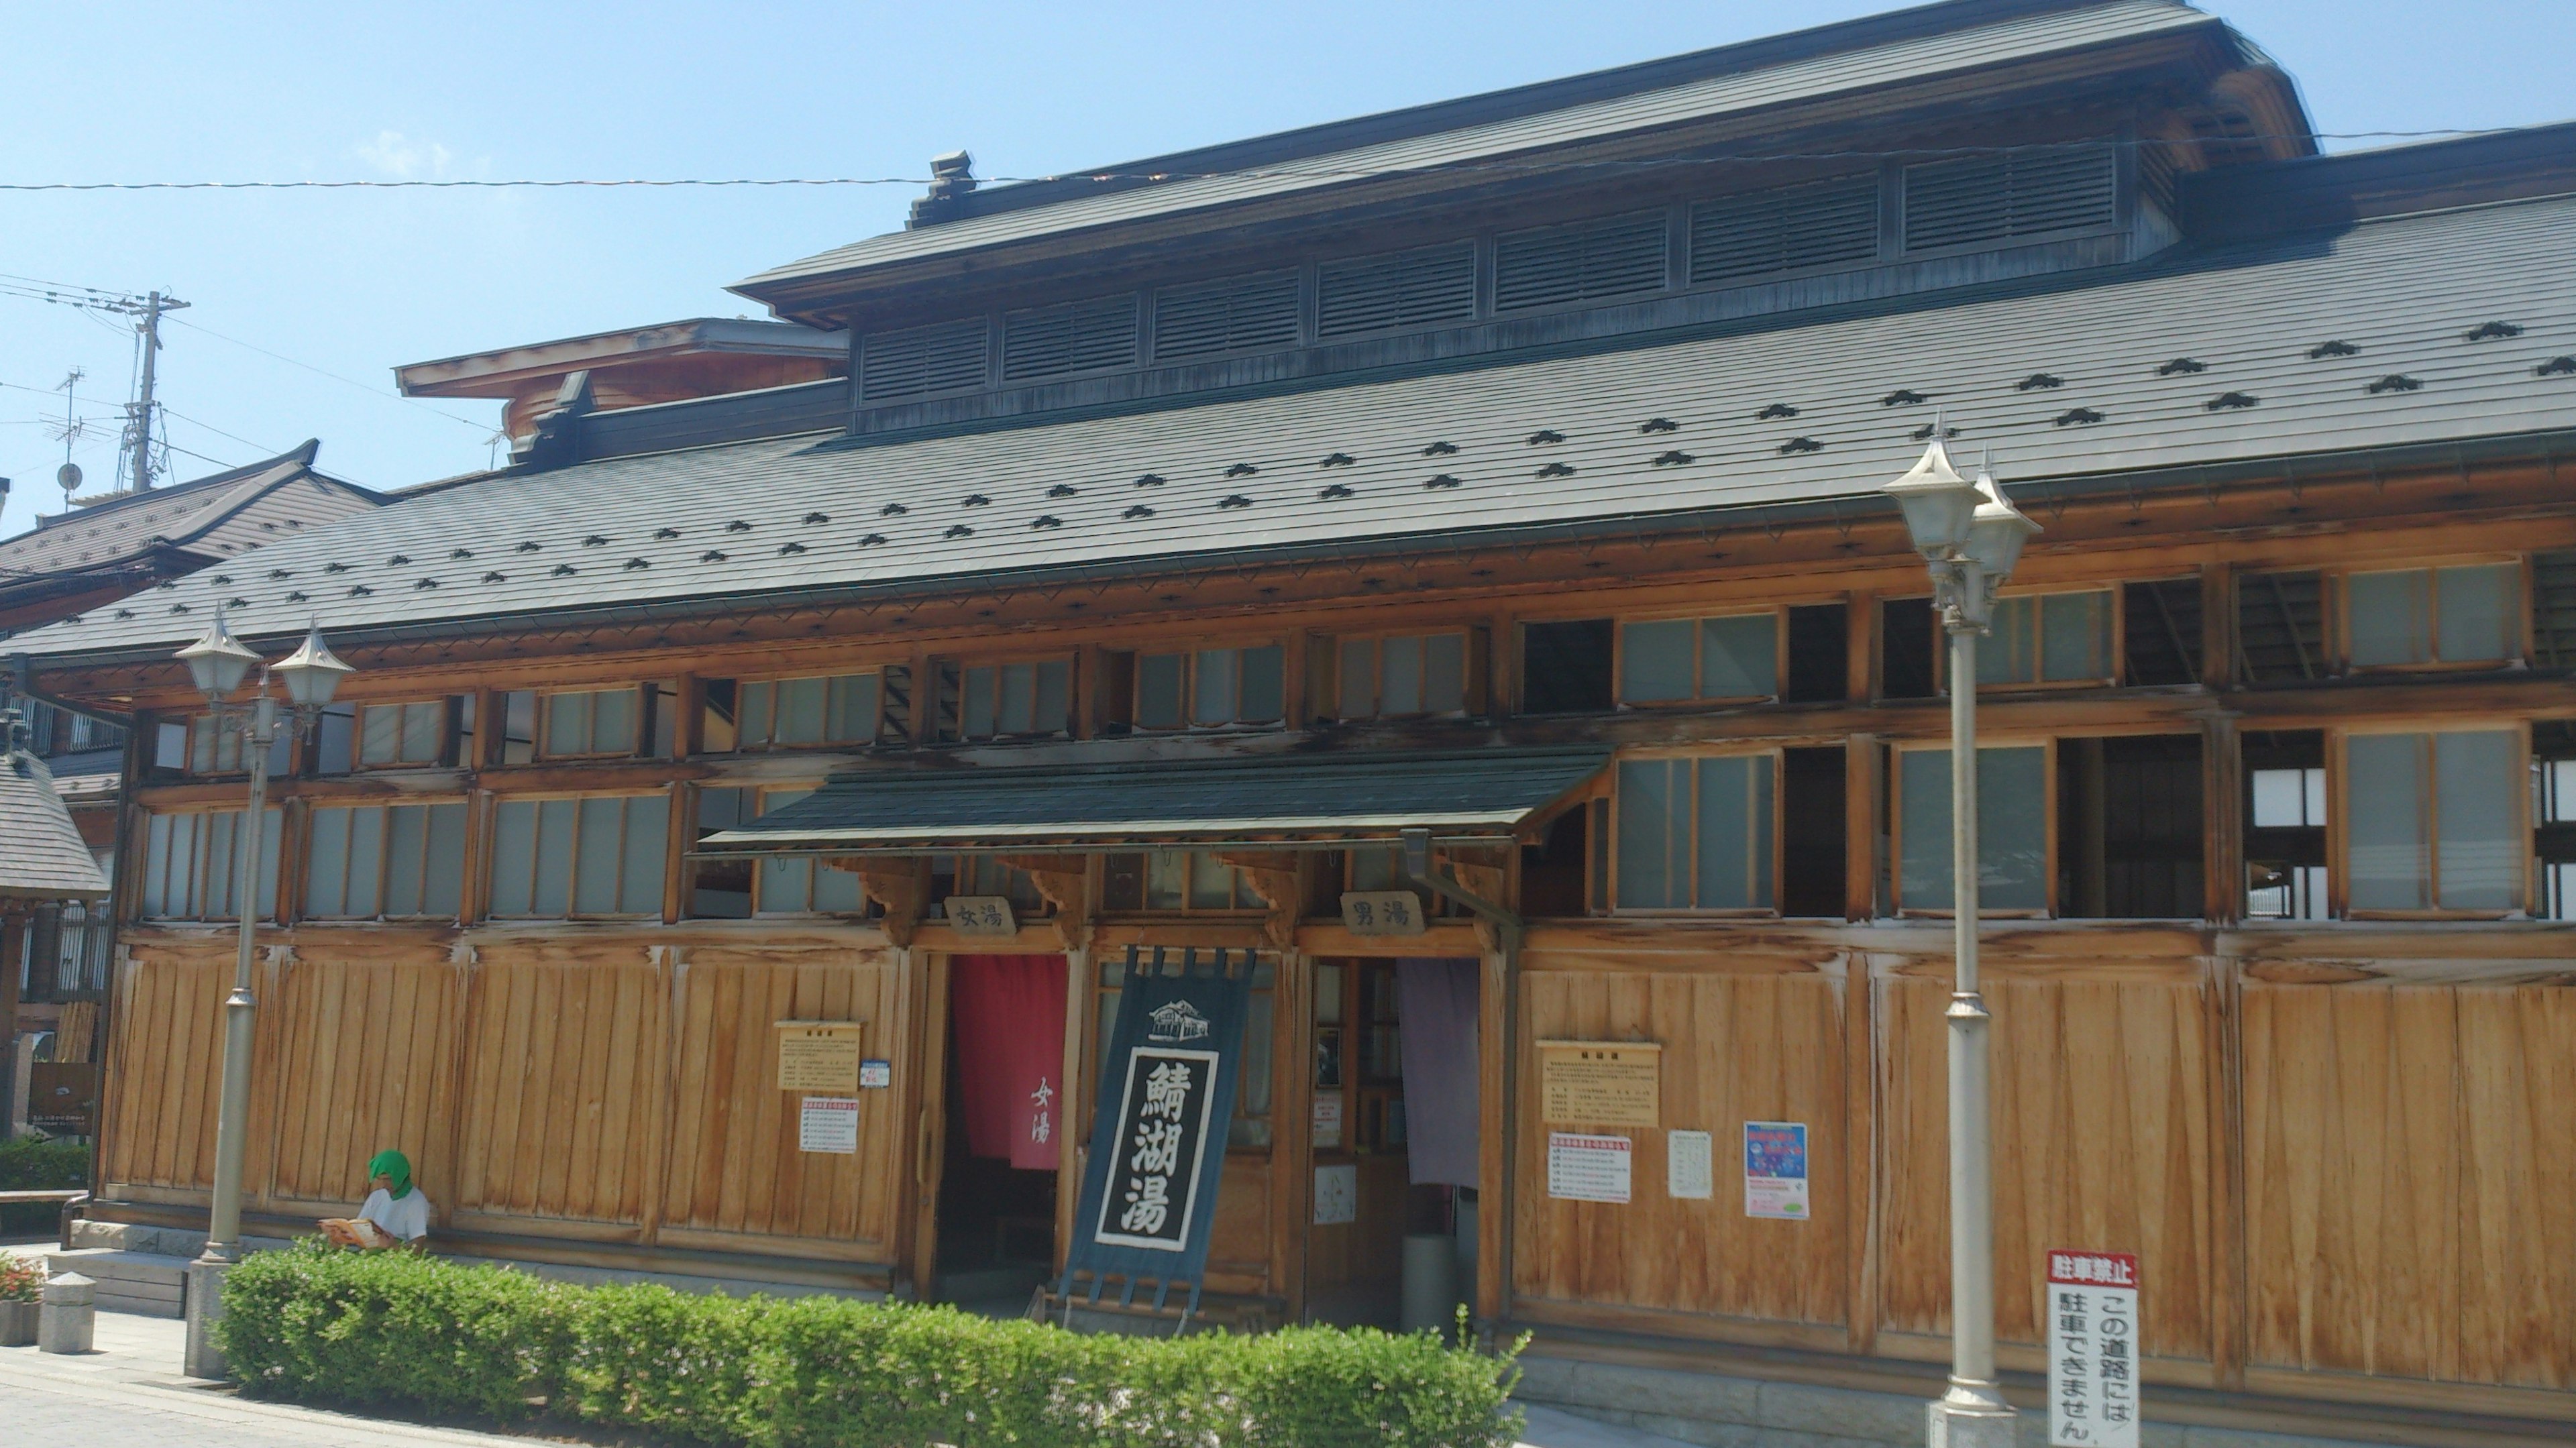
[3,1,2570,540]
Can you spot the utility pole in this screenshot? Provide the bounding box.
[122,290,189,493]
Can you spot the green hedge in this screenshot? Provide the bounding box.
[0,1136,87,1232]
[216,1244,1523,1448]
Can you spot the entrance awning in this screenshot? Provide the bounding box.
[694,746,1610,857]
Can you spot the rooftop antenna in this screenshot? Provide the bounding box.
[48,368,87,498]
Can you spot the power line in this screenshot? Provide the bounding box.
[163,317,488,433]
[0,128,2544,192]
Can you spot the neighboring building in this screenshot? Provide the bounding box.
[13,3,2576,1443]
[0,710,110,1140]
[0,443,382,1135]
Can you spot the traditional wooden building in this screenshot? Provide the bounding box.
[11,1,2576,1441]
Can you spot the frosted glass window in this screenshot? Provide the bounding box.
[2250,768,2327,828]
[1193,649,1238,726]
[1382,635,1425,715]
[774,677,828,744]
[2345,734,2428,909]
[490,793,665,918]
[140,807,280,920]
[1621,615,1777,702]
[186,715,288,776]
[1620,620,1695,703]
[1138,654,1185,730]
[2435,731,2519,909]
[955,660,1069,739]
[2347,571,2431,666]
[749,787,869,914]
[305,802,466,919]
[2435,564,2516,663]
[2349,564,2518,667]
[1187,849,1236,910]
[1699,615,1775,699]
[543,687,639,757]
[1979,593,2112,685]
[2346,729,2522,912]
[1145,848,1187,909]
[1615,755,1774,911]
[359,700,447,767]
[1337,633,1467,719]
[1898,746,2049,912]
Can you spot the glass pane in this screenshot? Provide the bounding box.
[360,705,400,765]
[995,662,1034,736]
[1699,614,1778,698]
[963,665,996,738]
[2436,563,2516,663]
[1144,850,1185,909]
[814,862,865,913]
[1194,649,1239,726]
[400,702,445,763]
[621,795,669,915]
[1239,645,1284,723]
[1695,755,1774,910]
[1350,846,1402,892]
[739,681,774,748]
[1425,632,1466,714]
[545,693,590,756]
[2346,732,2428,910]
[207,812,241,917]
[1979,746,2049,911]
[1338,638,1375,718]
[1620,620,1694,703]
[2348,570,2430,666]
[2250,769,2316,829]
[533,799,578,916]
[760,856,815,913]
[423,803,467,917]
[1239,991,1275,1119]
[1034,660,1071,734]
[1616,759,1684,908]
[1187,850,1234,910]
[2040,592,2112,682]
[777,677,827,744]
[1900,751,1953,910]
[1382,636,1424,715]
[2434,730,2520,910]
[1978,598,2037,685]
[306,807,352,917]
[345,805,386,918]
[1138,654,1185,730]
[146,814,174,917]
[384,805,428,915]
[489,801,536,916]
[314,706,356,775]
[592,688,636,754]
[828,673,879,743]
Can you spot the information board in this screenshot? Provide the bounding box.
[1537,1040,1662,1127]
[798,1096,861,1154]
[1546,1131,1633,1203]
[776,1020,866,1093]
[2047,1249,2141,1448]
[1667,1128,1714,1200]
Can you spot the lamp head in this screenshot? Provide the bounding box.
[1880,435,1980,559]
[272,623,356,709]
[1962,461,2041,582]
[174,607,261,702]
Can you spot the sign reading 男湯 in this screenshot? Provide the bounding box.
[1537,1040,1662,1127]
[2047,1249,2141,1448]
[1340,890,1429,935]
[775,1020,867,1093]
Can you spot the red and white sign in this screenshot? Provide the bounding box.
[1546,1131,1632,1203]
[2046,1250,2140,1448]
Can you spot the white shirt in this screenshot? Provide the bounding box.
[358,1187,432,1242]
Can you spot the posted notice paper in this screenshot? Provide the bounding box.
[1547,1131,1632,1203]
[1743,1120,1809,1219]
[799,1096,861,1154]
[1667,1129,1714,1199]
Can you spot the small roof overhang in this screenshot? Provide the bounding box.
[0,752,110,901]
[695,746,1611,858]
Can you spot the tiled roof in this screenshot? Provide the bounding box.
[0,746,109,900]
[738,0,2224,293]
[0,443,380,579]
[13,191,2576,663]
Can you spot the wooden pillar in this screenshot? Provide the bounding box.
[2198,563,2234,689]
[1844,734,1883,921]
[1840,949,1878,1357]
[2204,716,2243,926]
[1845,592,1878,704]
[0,905,23,1136]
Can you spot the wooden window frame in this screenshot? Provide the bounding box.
[935,653,1077,742]
[1931,586,2123,694]
[138,805,281,922]
[2334,556,2529,676]
[1132,641,1287,732]
[1099,848,1268,915]
[2327,722,2531,921]
[1604,746,1785,916]
[352,698,457,771]
[731,671,887,752]
[1889,738,2059,919]
[300,797,472,922]
[1327,628,1483,722]
[484,789,672,921]
[536,685,648,761]
[1613,608,1787,708]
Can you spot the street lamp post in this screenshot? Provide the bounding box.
[1884,439,2039,1448]
[175,614,353,1379]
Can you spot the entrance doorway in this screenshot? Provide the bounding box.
[932,954,1065,1311]
[1301,956,1480,1329]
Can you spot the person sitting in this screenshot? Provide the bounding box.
[318,1149,432,1249]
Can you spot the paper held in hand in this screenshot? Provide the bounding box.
[318,1216,396,1249]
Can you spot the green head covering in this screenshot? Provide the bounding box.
[367,1149,413,1201]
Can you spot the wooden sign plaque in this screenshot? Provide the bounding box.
[1536,1040,1663,1127]
[776,1019,868,1093]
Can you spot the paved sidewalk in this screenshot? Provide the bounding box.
[0,1301,1689,1448]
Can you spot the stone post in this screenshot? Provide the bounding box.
[38,1270,95,1353]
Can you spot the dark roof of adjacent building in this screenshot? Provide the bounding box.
[735,0,2296,307]
[0,738,109,900]
[11,185,2576,665]
[0,443,384,622]
[698,746,1614,854]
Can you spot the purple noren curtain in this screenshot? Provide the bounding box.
[1397,957,1480,1187]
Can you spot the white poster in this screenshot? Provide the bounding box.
[1546,1131,1631,1203]
[1313,1163,1358,1225]
[798,1096,861,1154]
[1311,1090,1344,1149]
[1666,1129,1713,1200]
[1742,1120,1809,1219]
[2047,1250,2141,1448]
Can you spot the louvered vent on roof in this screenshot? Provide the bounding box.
[1317,240,1477,339]
[859,318,990,402]
[1688,176,1880,286]
[1901,146,2117,253]
[1154,270,1301,361]
[1003,294,1140,382]
[1494,210,1668,313]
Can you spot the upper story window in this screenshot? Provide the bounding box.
[545,686,641,758]
[1333,631,1473,721]
[935,657,1072,742]
[141,807,280,921]
[20,702,124,757]
[309,698,473,775]
[2347,563,2520,669]
[1129,643,1285,731]
[932,855,1051,919]
[1101,850,1265,912]
[1613,753,1776,913]
[2344,728,2522,915]
[1895,742,2051,915]
[1620,613,1780,705]
[305,801,468,920]
[1976,590,2116,688]
[155,714,289,779]
[487,792,669,919]
[1532,605,1847,715]
[709,672,887,751]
